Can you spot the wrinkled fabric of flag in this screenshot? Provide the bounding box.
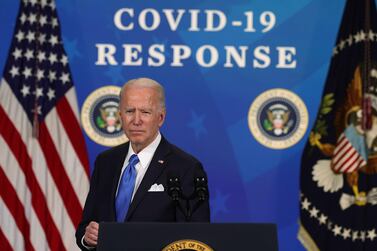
[0,0,90,250]
[299,0,377,250]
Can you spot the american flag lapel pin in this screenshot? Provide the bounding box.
[158,160,164,164]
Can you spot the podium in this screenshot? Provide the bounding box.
[97,222,278,251]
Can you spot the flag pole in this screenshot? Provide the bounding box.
[363,0,372,130]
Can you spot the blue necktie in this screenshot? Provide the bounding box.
[115,154,139,222]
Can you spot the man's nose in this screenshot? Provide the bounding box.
[133,111,142,125]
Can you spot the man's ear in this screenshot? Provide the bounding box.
[118,109,122,123]
[158,110,166,127]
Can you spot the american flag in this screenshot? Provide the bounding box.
[0,0,90,250]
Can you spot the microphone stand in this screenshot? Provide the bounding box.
[167,177,188,221]
[167,176,208,222]
[188,176,208,220]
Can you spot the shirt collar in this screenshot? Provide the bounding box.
[126,132,162,168]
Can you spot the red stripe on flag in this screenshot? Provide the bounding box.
[333,137,350,159]
[333,134,346,155]
[332,143,353,166]
[0,166,35,251]
[344,156,364,173]
[333,149,357,172]
[332,140,350,164]
[38,122,83,226]
[56,96,90,177]
[0,106,66,251]
[0,229,13,251]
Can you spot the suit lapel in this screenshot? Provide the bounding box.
[125,137,171,220]
[110,143,130,220]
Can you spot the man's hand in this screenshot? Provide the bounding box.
[84,221,99,247]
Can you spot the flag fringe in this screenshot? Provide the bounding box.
[297,221,320,251]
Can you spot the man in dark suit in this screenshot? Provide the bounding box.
[75,78,210,250]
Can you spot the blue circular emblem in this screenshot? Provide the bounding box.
[90,96,123,138]
[248,89,308,149]
[81,86,128,147]
[257,98,299,141]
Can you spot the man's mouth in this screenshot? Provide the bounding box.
[130,130,144,134]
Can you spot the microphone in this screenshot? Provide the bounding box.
[167,176,182,201]
[194,175,208,201]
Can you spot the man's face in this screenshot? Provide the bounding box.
[119,86,165,152]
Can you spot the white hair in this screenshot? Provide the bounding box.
[119,77,166,110]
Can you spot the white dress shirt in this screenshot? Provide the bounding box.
[116,132,162,201]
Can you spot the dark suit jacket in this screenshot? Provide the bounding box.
[75,136,210,250]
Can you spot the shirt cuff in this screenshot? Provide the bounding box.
[81,236,95,250]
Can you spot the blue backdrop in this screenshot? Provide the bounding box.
[0,1,349,250]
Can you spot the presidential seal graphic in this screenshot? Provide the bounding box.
[162,239,213,251]
[81,85,128,147]
[248,88,308,149]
